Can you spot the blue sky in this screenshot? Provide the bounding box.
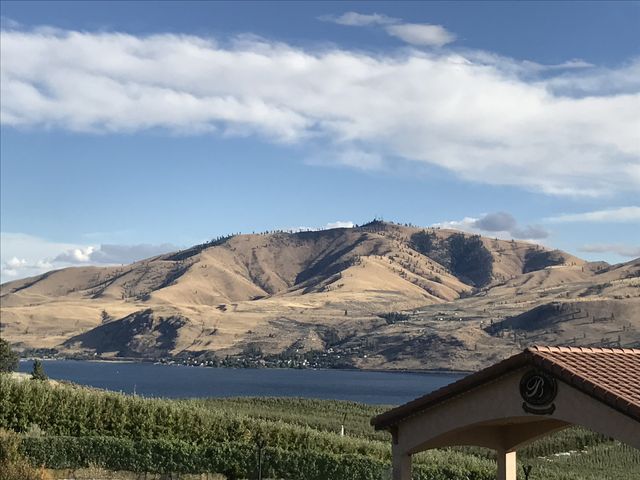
[1,1,639,281]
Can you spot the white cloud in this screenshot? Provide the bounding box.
[472,212,548,239]
[545,59,640,96]
[385,23,455,47]
[580,244,640,258]
[320,12,454,47]
[1,232,80,265]
[325,221,354,229]
[319,12,397,26]
[547,206,640,223]
[5,257,27,269]
[521,59,594,72]
[432,216,479,233]
[54,246,96,263]
[90,244,177,264]
[287,221,354,233]
[433,212,548,240]
[0,257,49,280]
[1,245,58,283]
[54,243,177,264]
[0,232,177,282]
[1,27,639,196]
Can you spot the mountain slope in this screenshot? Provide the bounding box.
[1,221,637,370]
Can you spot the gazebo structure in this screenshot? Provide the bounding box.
[371,346,640,480]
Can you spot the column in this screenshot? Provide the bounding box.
[496,449,517,480]
[392,450,412,480]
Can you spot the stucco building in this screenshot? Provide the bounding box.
[371,346,640,480]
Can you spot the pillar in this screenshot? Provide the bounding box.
[496,449,516,480]
[391,428,412,480]
[392,450,412,480]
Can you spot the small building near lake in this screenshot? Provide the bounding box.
[371,346,640,480]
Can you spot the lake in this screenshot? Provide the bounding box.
[18,360,465,405]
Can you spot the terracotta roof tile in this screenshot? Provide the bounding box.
[372,346,640,430]
[527,346,640,419]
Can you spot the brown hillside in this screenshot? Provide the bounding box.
[1,221,638,370]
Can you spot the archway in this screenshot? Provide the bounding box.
[371,346,640,480]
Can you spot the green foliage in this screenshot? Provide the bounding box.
[0,428,22,462]
[0,376,388,458]
[378,312,410,324]
[410,230,436,256]
[19,435,398,480]
[448,233,494,287]
[188,396,389,442]
[18,434,500,480]
[0,376,498,478]
[523,248,565,273]
[2,376,637,479]
[0,338,19,373]
[31,360,47,381]
[525,442,640,480]
[519,427,608,459]
[0,429,48,480]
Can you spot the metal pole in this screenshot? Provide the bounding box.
[255,435,266,480]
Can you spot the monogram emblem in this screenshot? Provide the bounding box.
[520,370,557,414]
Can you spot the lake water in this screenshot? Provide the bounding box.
[18,360,465,405]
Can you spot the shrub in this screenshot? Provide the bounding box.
[448,234,493,287]
[410,231,436,255]
[31,360,47,381]
[0,429,50,480]
[19,435,392,480]
[523,249,565,273]
[0,338,19,373]
[379,312,410,324]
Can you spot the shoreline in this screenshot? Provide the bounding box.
[19,356,474,376]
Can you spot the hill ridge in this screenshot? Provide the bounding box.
[1,222,638,370]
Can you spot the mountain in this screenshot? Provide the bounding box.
[1,221,638,370]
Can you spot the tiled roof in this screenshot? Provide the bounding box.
[372,346,640,430]
[528,346,640,420]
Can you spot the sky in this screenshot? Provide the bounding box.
[1,1,639,282]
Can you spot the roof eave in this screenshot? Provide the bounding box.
[371,350,533,430]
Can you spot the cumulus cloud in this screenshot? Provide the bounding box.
[385,23,455,47]
[580,244,640,258]
[325,221,354,229]
[5,257,28,269]
[288,221,354,233]
[470,212,548,239]
[547,206,640,223]
[54,243,177,264]
[472,212,517,232]
[0,235,59,282]
[432,217,478,233]
[0,258,53,280]
[433,212,548,240]
[511,225,549,240]
[1,232,177,282]
[54,246,96,263]
[1,26,639,196]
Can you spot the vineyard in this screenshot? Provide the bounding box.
[1,375,638,479]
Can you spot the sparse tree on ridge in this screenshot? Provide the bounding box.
[100,310,112,324]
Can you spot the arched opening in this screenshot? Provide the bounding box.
[372,346,640,480]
